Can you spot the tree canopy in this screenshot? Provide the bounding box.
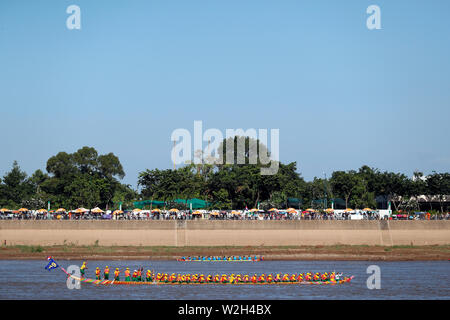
[1,142,449,212]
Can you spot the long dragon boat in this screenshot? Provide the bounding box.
[46,257,354,286]
[177,256,263,262]
[70,276,354,286]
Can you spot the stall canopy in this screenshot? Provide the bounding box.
[133,198,211,209]
[172,198,211,209]
[133,200,166,209]
[287,198,302,208]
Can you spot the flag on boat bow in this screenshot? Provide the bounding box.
[45,256,59,271]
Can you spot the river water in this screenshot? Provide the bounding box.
[0,260,448,300]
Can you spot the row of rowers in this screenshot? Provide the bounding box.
[93,266,150,281]
[92,267,343,283]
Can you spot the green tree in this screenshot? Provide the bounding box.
[330,170,358,208]
[0,161,34,208]
[426,172,450,213]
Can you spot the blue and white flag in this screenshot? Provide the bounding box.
[45,256,59,271]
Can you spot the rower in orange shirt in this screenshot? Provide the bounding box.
[95,267,101,280]
[124,268,131,281]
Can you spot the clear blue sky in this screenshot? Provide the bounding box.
[1,0,449,187]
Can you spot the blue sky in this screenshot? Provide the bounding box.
[1,0,449,187]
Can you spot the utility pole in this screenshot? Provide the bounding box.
[173,140,176,170]
[323,172,327,210]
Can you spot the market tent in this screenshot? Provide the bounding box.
[132,208,142,213]
[363,208,374,211]
[0,208,10,213]
[209,211,219,216]
[169,208,179,213]
[268,208,278,212]
[172,198,212,209]
[56,208,66,213]
[36,209,48,213]
[151,208,161,213]
[192,211,202,215]
[18,208,29,212]
[133,200,166,209]
[91,207,104,213]
[231,210,241,215]
[113,210,124,215]
[287,197,302,208]
[134,198,212,209]
[325,208,334,213]
[74,208,88,213]
[344,208,354,212]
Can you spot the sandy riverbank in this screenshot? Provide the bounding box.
[1,244,449,261]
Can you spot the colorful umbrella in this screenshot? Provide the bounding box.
[113,210,124,215]
[56,208,66,213]
[132,208,142,213]
[151,208,161,213]
[169,208,179,212]
[0,208,10,213]
[36,209,48,213]
[18,208,29,213]
[91,207,104,213]
[192,211,202,215]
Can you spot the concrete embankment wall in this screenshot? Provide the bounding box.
[1,220,449,246]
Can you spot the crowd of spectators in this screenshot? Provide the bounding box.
[1,209,449,221]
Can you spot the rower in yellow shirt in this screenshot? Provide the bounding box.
[114,268,120,281]
[146,270,152,282]
[104,266,110,280]
[80,261,87,278]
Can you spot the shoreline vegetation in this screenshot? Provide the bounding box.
[1,244,449,261]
